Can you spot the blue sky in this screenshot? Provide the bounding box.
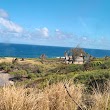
[0,0,110,49]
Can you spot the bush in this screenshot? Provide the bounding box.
[0,62,13,72]
[100,64,108,69]
[83,62,92,71]
[27,73,37,79]
[49,64,67,73]
[103,60,110,69]
[50,64,84,74]
[9,70,28,79]
[67,64,84,72]
[74,70,110,92]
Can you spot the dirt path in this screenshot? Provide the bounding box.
[0,71,14,86]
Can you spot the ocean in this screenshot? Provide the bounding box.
[0,43,110,58]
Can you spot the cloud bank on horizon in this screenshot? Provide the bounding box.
[0,7,109,49]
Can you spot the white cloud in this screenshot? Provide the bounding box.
[36,27,49,38]
[0,17,23,33]
[0,8,23,33]
[0,9,8,18]
[55,29,60,32]
[55,29,72,39]
[82,37,87,40]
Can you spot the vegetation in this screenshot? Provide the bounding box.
[70,46,87,58]
[0,82,110,110]
[0,57,110,109]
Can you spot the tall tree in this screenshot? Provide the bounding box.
[70,46,87,62]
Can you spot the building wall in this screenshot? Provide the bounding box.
[74,62,84,64]
[74,56,84,64]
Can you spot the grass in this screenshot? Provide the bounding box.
[1,57,110,109]
[0,82,110,110]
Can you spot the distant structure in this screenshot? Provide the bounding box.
[63,46,92,64]
[64,53,85,64]
[73,53,85,64]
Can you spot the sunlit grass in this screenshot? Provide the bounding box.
[0,81,110,110]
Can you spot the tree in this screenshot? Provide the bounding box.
[40,54,46,64]
[70,46,87,61]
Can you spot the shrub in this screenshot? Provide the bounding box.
[0,62,13,72]
[83,62,92,71]
[27,73,37,79]
[74,70,110,92]
[67,64,84,72]
[100,64,108,69]
[9,70,28,79]
[50,64,84,74]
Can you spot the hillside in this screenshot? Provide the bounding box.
[0,57,110,110]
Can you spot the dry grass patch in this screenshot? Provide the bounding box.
[0,82,110,110]
[0,82,83,110]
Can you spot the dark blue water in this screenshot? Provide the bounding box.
[0,43,110,58]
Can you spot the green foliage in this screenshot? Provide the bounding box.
[0,62,42,74]
[1,57,110,91]
[50,64,84,74]
[49,64,67,73]
[100,64,108,69]
[66,64,84,72]
[103,59,110,68]
[9,70,28,79]
[83,61,104,71]
[74,70,110,92]
[74,70,110,83]
[27,73,38,79]
[0,62,13,72]
[83,62,92,71]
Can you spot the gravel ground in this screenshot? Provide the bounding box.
[0,71,14,86]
